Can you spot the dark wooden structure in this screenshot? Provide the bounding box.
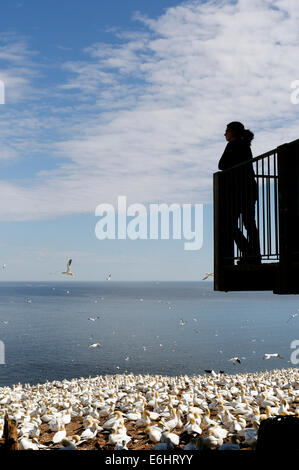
[214,138,299,294]
[0,413,19,450]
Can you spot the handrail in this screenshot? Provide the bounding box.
[219,138,299,172]
[214,137,299,293]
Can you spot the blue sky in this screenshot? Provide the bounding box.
[0,0,298,280]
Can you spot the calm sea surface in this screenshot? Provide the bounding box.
[0,281,298,387]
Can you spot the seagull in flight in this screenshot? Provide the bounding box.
[263,353,284,360]
[62,259,74,277]
[106,273,111,281]
[229,357,241,365]
[202,273,214,280]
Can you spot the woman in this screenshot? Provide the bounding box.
[218,121,261,264]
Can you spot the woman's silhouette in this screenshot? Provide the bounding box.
[218,121,261,263]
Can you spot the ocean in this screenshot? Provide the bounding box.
[0,281,298,387]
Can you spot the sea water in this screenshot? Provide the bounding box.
[0,281,298,386]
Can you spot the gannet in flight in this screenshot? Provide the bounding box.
[286,312,298,323]
[62,259,74,277]
[202,273,214,280]
[229,357,241,365]
[204,370,225,375]
[263,353,284,360]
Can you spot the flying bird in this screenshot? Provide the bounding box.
[202,273,214,280]
[106,273,111,281]
[89,343,102,348]
[263,353,284,360]
[62,259,74,277]
[286,313,298,323]
[204,370,225,375]
[229,357,241,365]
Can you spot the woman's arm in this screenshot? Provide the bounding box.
[218,142,233,170]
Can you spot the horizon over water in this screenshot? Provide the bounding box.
[0,281,298,387]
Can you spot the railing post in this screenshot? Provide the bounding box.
[277,141,299,293]
[213,171,234,291]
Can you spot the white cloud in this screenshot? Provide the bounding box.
[1,0,299,221]
[0,33,38,102]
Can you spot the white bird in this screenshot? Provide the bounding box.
[2,264,6,269]
[202,430,223,449]
[103,411,124,430]
[162,430,180,446]
[135,410,151,427]
[19,421,40,439]
[106,273,111,281]
[229,357,241,365]
[108,425,131,446]
[263,353,284,360]
[19,435,39,450]
[41,411,54,423]
[286,312,298,323]
[62,259,74,277]
[89,343,102,348]
[52,424,67,443]
[209,424,228,440]
[48,418,62,432]
[145,426,162,443]
[125,411,141,421]
[83,416,94,429]
[60,410,71,425]
[204,370,218,376]
[238,421,259,448]
[183,417,202,435]
[81,422,99,439]
[278,399,290,415]
[162,409,178,430]
[115,440,129,450]
[202,273,214,280]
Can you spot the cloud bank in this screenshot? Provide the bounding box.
[1,0,299,221]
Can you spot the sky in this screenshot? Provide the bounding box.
[0,0,299,281]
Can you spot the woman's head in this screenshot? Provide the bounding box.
[225,121,254,145]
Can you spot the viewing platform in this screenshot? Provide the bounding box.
[213,138,299,294]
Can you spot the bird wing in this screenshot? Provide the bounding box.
[67,259,72,270]
[202,274,208,280]
[237,359,241,364]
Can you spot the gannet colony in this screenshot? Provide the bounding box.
[0,368,298,450]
